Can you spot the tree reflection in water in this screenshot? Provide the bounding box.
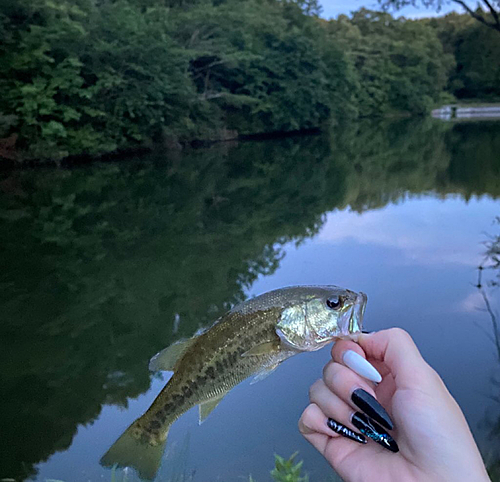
[1,119,500,480]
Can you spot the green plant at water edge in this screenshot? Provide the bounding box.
[248,452,308,482]
[270,452,309,482]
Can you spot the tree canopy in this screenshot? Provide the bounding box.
[1,0,483,162]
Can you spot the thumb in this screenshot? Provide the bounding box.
[358,328,435,390]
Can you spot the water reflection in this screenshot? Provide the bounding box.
[0,118,499,480]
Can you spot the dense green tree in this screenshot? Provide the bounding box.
[326,9,454,116]
[0,0,196,159]
[168,0,342,133]
[450,21,500,98]
[423,12,500,99]
[0,0,466,161]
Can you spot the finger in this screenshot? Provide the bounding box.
[298,403,334,456]
[332,339,365,363]
[358,328,436,390]
[324,361,377,403]
[309,379,370,443]
[332,341,383,382]
[309,379,355,429]
[333,340,396,417]
[324,361,394,431]
[299,402,332,437]
[299,404,367,461]
[309,378,400,453]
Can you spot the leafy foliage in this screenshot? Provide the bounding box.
[0,0,472,161]
[168,0,336,134]
[425,12,500,99]
[271,452,309,482]
[0,0,194,159]
[326,10,454,116]
[248,452,310,482]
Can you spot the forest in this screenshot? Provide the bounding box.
[0,0,499,161]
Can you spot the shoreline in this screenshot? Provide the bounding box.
[0,127,323,170]
[3,102,500,169]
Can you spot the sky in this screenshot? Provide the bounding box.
[319,0,464,19]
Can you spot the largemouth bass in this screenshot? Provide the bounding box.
[101,285,367,480]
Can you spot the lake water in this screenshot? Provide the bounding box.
[1,118,499,481]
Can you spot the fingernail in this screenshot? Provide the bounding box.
[352,388,393,430]
[351,412,399,453]
[343,350,382,383]
[327,418,367,444]
[362,330,372,334]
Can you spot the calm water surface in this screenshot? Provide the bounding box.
[1,119,499,481]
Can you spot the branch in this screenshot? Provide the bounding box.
[192,60,228,76]
[480,288,500,363]
[203,92,226,100]
[452,0,500,32]
[482,0,500,29]
[188,29,200,48]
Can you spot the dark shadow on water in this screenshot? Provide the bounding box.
[1,118,500,479]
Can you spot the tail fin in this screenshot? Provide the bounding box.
[100,421,169,481]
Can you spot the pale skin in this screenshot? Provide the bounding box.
[299,328,491,482]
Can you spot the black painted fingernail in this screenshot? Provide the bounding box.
[327,418,367,444]
[352,389,394,430]
[351,412,399,453]
[362,330,372,334]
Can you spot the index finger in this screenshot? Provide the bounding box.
[332,339,389,381]
[336,328,435,390]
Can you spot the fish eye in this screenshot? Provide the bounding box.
[326,296,343,310]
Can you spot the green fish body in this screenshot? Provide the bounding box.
[101,285,367,480]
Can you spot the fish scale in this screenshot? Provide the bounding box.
[140,307,284,437]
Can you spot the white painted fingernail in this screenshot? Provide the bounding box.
[343,350,382,383]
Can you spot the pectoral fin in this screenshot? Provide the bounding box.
[198,394,226,424]
[241,341,279,357]
[249,347,298,385]
[250,363,280,385]
[149,338,196,372]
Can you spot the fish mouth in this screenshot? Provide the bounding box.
[349,291,367,334]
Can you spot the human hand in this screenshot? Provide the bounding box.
[299,328,491,482]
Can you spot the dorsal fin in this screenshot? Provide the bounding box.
[149,338,196,372]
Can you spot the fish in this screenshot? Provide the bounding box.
[100,285,367,480]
